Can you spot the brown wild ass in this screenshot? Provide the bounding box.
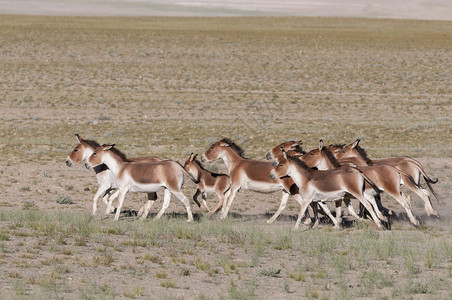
[265,140,304,162]
[66,134,162,216]
[202,139,325,228]
[183,153,231,216]
[266,141,370,226]
[270,153,385,229]
[330,140,439,217]
[86,144,194,222]
[302,140,423,226]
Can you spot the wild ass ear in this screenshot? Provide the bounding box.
[351,139,360,149]
[103,144,115,151]
[75,133,82,143]
[282,150,288,160]
[319,140,324,150]
[189,153,194,161]
[193,154,199,161]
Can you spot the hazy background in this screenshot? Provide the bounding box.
[1,0,451,20]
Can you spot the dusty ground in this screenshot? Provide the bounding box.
[0,16,451,299]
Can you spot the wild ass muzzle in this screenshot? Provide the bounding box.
[86,144,194,222]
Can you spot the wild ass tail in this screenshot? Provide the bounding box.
[343,165,383,195]
[402,156,438,184]
[398,157,439,202]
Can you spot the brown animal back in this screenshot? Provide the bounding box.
[123,160,178,185]
[239,160,276,182]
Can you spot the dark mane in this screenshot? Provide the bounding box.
[288,155,336,181]
[221,138,246,158]
[328,144,345,149]
[354,145,373,165]
[102,144,130,162]
[83,139,101,149]
[322,147,342,168]
[288,156,311,172]
[290,143,306,155]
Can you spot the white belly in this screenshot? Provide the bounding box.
[244,181,282,193]
[311,190,346,203]
[129,183,163,193]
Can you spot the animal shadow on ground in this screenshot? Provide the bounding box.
[113,209,394,229]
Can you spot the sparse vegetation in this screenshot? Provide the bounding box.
[0,14,450,300]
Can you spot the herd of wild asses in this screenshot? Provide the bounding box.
[66,134,439,229]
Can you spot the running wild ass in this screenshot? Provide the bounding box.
[66,134,162,216]
[86,144,194,221]
[202,138,319,228]
[183,153,231,216]
[270,152,386,229]
[301,140,423,226]
[330,140,439,217]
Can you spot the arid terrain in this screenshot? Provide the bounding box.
[0,15,451,299]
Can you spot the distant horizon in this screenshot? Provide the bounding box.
[0,0,451,21]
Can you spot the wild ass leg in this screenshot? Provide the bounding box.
[201,192,210,212]
[208,189,229,216]
[335,201,342,228]
[114,189,128,221]
[171,190,194,222]
[139,200,155,220]
[363,193,388,222]
[316,201,341,228]
[220,184,240,220]
[266,191,290,224]
[105,190,120,215]
[155,189,172,219]
[359,194,383,228]
[387,191,419,226]
[192,189,203,209]
[92,185,112,216]
[402,175,438,217]
[294,198,313,230]
[343,196,361,220]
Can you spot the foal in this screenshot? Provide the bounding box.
[183,153,231,215]
[86,144,194,222]
[66,134,162,215]
[330,140,439,217]
[202,138,316,228]
[270,153,384,229]
[302,140,422,226]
